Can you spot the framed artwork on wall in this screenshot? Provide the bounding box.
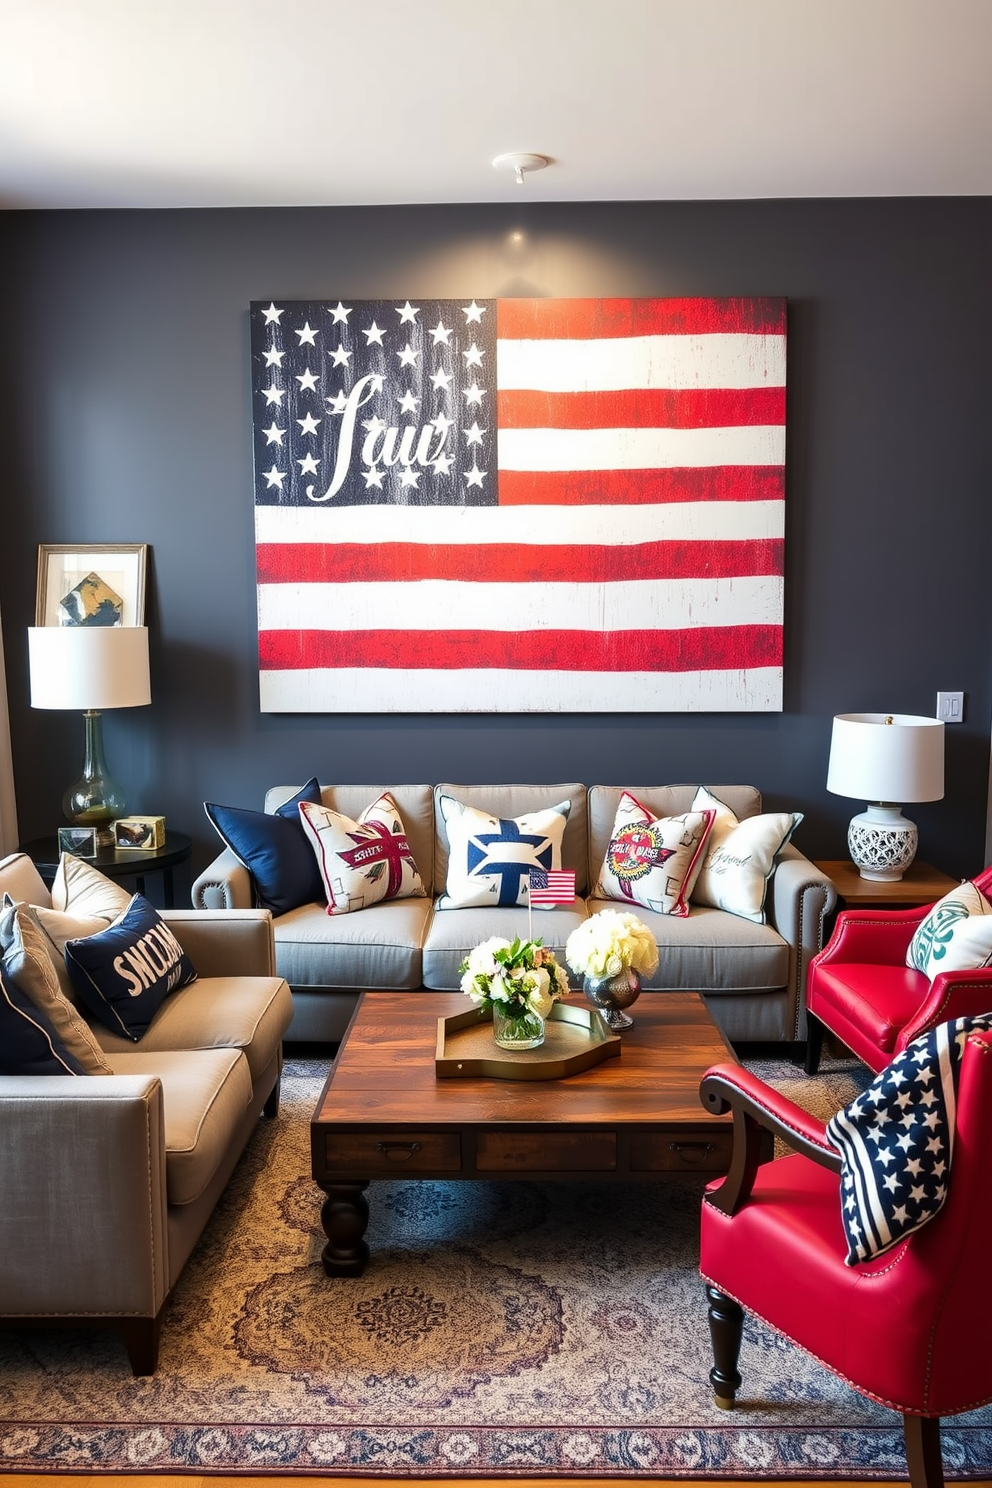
[36,544,147,628]
[249,296,786,714]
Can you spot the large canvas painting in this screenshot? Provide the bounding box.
[250,297,786,712]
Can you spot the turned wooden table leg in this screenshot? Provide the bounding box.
[319,1180,371,1276]
[706,1284,744,1408]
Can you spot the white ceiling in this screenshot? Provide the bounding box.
[1,0,990,210]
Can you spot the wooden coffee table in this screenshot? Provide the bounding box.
[310,990,736,1276]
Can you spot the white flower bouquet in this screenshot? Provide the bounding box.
[565,908,659,981]
[459,936,569,1022]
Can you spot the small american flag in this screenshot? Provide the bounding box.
[529,869,577,907]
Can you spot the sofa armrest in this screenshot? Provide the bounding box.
[0,1075,169,1318]
[161,909,276,977]
[767,847,838,1041]
[192,848,254,910]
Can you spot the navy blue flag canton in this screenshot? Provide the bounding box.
[251,298,498,508]
[826,1013,992,1265]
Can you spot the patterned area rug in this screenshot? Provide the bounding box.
[2,1055,991,1479]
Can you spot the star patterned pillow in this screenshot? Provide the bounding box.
[594,792,715,918]
[436,796,570,911]
[299,793,426,916]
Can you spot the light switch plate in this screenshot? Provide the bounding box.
[937,691,964,723]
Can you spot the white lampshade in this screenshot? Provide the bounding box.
[28,626,151,711]
[826,713,944,804]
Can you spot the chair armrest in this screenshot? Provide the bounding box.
[894,968,992,1053]
[192,848,253,910]
[813,904,931,970]
[161,909,276,977]
[766,848,838,1040]
[0,1075,169,1317]
[700,1062,840,1217]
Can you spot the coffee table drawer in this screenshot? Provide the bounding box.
[476,1130,617,1172]
[323,1131,462,1173]
[630,1128,732,1173]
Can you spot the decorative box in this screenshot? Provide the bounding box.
[113,815,166,850]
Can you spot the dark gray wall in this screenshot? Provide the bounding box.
[1,199,989,882]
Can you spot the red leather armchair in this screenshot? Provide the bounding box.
[699,1038,992,1488]
[804,865,992,1075]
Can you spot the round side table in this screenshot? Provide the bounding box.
[20,832,194,909]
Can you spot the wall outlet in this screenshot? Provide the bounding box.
[937,691,965,723]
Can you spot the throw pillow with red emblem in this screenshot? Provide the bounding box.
[298,793,426,916]
[594,792,715,917]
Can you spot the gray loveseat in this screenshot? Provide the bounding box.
[0,851,293,1374]
[193,782,836,1050]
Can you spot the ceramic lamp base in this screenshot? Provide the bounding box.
[848,805,918,882]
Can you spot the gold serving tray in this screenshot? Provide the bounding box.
[435,1001,622,1081]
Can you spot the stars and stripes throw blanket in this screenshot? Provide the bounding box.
[826,1013,992,1265]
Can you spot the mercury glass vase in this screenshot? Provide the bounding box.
[492,1002,546,1051]
[582,967,642,1030]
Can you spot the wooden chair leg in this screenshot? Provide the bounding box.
[904,1415,943,1488]
[263,1076,281,1119]
[706,1284,743,1409]
[804,1012,824,1075]
[118,1310,164,1376]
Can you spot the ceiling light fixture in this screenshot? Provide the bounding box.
[492,152,549,186]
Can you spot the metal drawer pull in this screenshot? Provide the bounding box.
[375,1141,422,1162]
[669,1141,716,1166]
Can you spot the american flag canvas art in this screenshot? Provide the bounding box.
[251,296,786,713]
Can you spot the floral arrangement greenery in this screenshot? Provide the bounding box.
[565,908,659,980]
[459,936,569,1021]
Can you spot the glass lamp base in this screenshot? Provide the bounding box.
[63,710,128,849]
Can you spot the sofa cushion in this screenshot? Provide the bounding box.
[0,900,112,1073]
[268,784,436,900]
[0,963,87,1075]
[0,852,54,909]
[65,894,198,1041]
[690,785,803,923]
[104,1048,252,1206]
[585,896,790,992]
[436,794,571,910]
[205,777,325,915]
[593,792,714,917]
[907,880,992,982]
[299,792,427,915]
[27,905,108,1004]
[434,784,588,897]
[588,785,762,888]
[91,974,292,1086]
[51,853,133,920]
[273,897,432,989]
[422,902,589,990]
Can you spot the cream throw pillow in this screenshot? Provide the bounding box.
[437,796,570,910]
[690,786,802,923]
[907,880,992,983]
[594,792,714,918]
[51,853,132,920]
[299,792,426,916]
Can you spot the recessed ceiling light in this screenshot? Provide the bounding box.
[492,152,550,186]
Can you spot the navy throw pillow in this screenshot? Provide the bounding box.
[204,776,324,914]
[64,894,197,1041]
[0,965,86,1075]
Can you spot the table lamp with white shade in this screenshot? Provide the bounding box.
[826,712,945,881]
[28,626,151,846]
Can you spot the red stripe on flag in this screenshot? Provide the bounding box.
[256,539,783,586]
[497,466,785,506]
[259,626,783,673]
[497,297,787,340]
[497,386,786,431]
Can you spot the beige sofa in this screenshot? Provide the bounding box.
[193,782,836,1050]
[0,851,293,1374]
